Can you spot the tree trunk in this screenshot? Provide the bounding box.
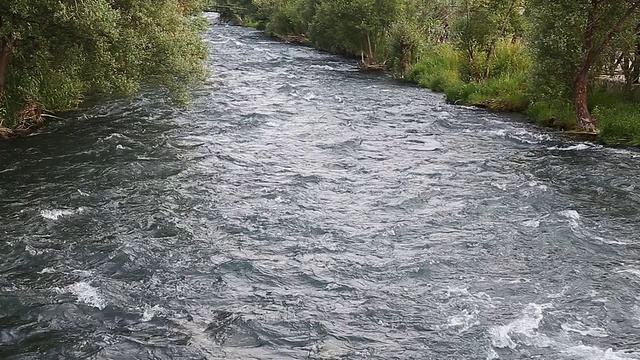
[0,36,13,97]
[484,44,495,79]
[574,66,598,133]
[401,40,411,78]
[622,55,634,91]
[573,1,640,132]
[574,2,599,133]
[635,22,640,83]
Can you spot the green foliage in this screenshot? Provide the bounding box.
[526,1,585,101]
[213,0,257,23]
[525,100,576,129]
[263,0,309,36]
[407,43,462,92]
[0,0,208,128]
[490,39,531,78]
[592,90,640,146]
[452,0,525,80]
[309,0,400,60]
[408,40,530,111]
[527,1,640,101]
[387,4,429,77]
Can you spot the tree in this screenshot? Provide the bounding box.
[0,0,207,130]
[452,0,524,81]
[309,0,401,62]
[529,0,640,133]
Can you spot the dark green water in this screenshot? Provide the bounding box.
[1,14,640,359]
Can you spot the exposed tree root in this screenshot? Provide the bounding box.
[0,102,45,139]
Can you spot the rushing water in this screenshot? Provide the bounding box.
[2,14,640,360]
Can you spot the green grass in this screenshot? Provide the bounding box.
[406,40,640,146]
[591,90,640,146]
[525,100,576,130]
[407,44,463,92]
[450,75,530,112]
[407,41,531,112]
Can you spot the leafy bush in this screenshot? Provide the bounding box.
[408,41,530,111]
[1,0,207,128]
[407,44,462,91]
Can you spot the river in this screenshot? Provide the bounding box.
[1,14,640,360]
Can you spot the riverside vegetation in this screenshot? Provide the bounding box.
[0,0,208,137]
[214,0,640,146]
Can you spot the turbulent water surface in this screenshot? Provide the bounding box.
[2,14,640,360]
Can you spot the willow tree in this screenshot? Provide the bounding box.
[309,0,401,63]
[453,0,524,80]
[0,0,207,131]
[529,0,640,133]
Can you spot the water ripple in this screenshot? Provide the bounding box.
[0,14,640,359]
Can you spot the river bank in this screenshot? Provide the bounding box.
[3,20,640,358]
[230,13,640,147]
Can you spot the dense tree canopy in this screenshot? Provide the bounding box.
[528,0,640,132]
[0,0,208,130]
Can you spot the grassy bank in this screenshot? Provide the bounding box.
[404,41,640,146]
[406,41,530,113]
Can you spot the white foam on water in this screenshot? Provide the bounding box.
[563,345,640,360]
[141,305,165,322]
[606,146,640,158]
[41,207,85,220]
[445,286,472,298]
[38,267,56,274]
[77,189,90,197]
[561,323,609,338]
[491,182,508,191]
[557,210,631,246]
[617,269,640,278]
[486,129,508,137]
[465,128,553,145]
[559,210,580,220]
[509,129,553,144]
[546,285,570,299]
[558,210,583,237]
[103,133,127,141]
[71,269,94,277]
[309,64,337,71]
[447,310,479,333]
[25,244,39,256]
[489,303,552,349]
[488,304,640,358]
[57,281,107,310]
[547,143,596,151]
[486,348,500,360]
[598,238,632,246]
[303,91,317,101]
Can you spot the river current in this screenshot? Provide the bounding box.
[1,14,640,359]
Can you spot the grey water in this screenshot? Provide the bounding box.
[1,13,640,359]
